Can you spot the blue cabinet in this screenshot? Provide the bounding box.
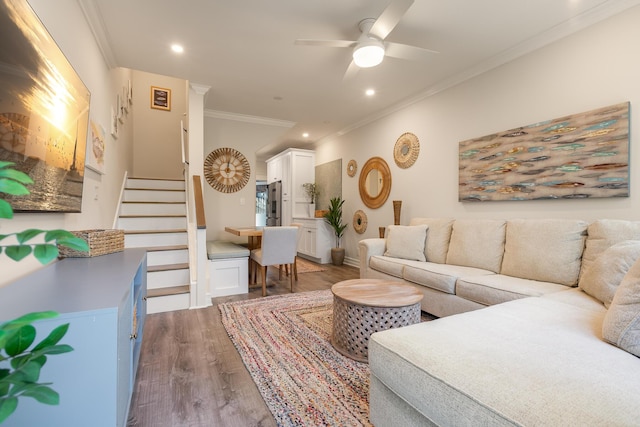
[0,249,147,427]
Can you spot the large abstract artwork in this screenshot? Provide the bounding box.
[0,0,91,212]
[458,102,629,202]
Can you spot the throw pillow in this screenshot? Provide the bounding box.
[602,256,640,357]
[578,241,640,308]
[384,225,428,262]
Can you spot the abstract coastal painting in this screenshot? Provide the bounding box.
[458,102,629,202]
[0,0,91,212]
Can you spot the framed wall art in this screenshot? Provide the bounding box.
[87,120,106,175]
[0,0,91,212]
[458,102,630,202]
[150,86,171,111]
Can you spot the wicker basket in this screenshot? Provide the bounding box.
[58,229,125,258]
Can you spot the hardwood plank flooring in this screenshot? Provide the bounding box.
[127,261,360,427]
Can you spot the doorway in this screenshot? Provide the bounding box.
[256,180,267,226]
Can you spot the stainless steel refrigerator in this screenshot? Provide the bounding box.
[266,181,282,226]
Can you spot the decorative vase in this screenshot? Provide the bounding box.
[393,200,402,225]
[331,247,345,266]
[379,226,386,239]
[309,203,315,217]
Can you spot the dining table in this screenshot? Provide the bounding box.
[224,226,263,250]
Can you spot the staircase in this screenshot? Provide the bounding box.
[117,177,191,313]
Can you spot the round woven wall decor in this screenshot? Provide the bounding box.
[393,132,420,169]
[347,159,357,177]
[353,210,368,234]
[203,147,251,193]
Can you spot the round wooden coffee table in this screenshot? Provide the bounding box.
[331,279,424,362]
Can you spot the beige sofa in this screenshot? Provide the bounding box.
[360,218,640,426]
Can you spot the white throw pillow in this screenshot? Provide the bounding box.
[602,256,640,357]
[384,225,428,262]
[578,241,640,308]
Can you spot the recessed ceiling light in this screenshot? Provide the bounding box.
[365,89,375,96]
[302,132,309,138]
[171,44,184,53]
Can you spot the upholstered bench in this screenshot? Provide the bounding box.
[207,240,249,297]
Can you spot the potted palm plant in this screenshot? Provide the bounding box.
[323,197,347,266]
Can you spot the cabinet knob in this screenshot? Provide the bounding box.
[130,333,138,340]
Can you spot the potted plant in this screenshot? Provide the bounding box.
[323,197,348,266]
[303,182,320,217]
[0,161,88,423]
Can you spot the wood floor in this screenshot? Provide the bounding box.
[127,261,360,427]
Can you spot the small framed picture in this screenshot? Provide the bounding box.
[150,86,171,111]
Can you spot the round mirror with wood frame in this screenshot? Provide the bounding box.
[359,156,392,209]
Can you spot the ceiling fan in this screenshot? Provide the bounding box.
[294,0,439,78]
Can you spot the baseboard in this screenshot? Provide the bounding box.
[344,256,359,269]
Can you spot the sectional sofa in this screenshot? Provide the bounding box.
[359,218,640,426]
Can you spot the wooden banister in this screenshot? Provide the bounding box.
[192,175,206,230]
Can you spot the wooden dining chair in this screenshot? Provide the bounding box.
[282,222,303,281]
[250,226,298,297]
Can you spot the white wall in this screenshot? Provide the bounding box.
[1,0,134,285]
[316,6,640,263]
[203,116,289,243]
[132,70,187,179]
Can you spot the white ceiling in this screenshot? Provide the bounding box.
[78,0,639,160]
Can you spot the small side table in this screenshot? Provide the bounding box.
[331,279,423,362]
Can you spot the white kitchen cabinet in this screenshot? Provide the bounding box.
[267,148,315,225]
[293,217,333,264]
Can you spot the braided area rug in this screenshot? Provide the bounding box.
[219,290,372,426]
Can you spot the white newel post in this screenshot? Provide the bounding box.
[188,82,211,309]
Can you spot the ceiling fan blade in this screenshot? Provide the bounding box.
[369,0,414,40]
[384,42,439,62]
[342,60,360,82]
[294,39,356,48]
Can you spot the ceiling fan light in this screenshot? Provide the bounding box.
[353,42,385,68]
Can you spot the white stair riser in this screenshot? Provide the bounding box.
[118,216,187,231]
[146,294,190,314]
[127,179,185,191]
[123,189,185,203]
[125,232,187,248]
[148,269,190,288]
[120,203,186,216]
[147,249,189,266]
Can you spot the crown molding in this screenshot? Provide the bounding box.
[76,0,117,68]
[204,109,295,128]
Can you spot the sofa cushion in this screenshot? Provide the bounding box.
[369,256,406,278]
[403,262,495,295]
[384,224,428,262]
[369,297,640,427]
[456,274,569,306]
[603,257,640,357]
[582,219,640,277]
[501,219,587,286]
[542,288,607,312]
[578,240,640,308]
[445,219,506,273]
[409,218,454,264]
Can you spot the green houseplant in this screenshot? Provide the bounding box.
[0,161,88,423]
[323,197,347,266]
[303,182,320,217]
